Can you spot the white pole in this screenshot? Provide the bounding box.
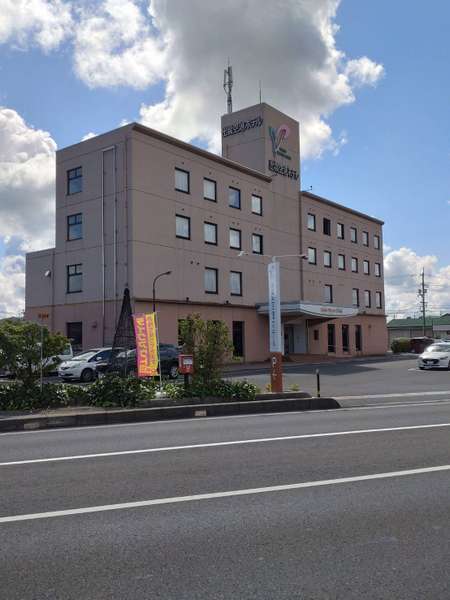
[154,311,163,394]
[40,323,44,393]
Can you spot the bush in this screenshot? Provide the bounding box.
[391,338,411,353]
[162,379,258,402]
[86,375,157,408]
[0,382,71,411]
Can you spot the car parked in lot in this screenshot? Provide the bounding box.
[58,348,112,382]
[418,343,450,370]
[99,344,180,379]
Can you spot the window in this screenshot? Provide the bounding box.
[67,167,82,195]
[205,268,218,294]
[230,271,242,296]
[229,228,241,250]
[342,324,350,353]
[352,288,360,307]
[328,324,336,353]
[350,227,357,243]
[324,284,333,303]
[362,231,369,246]
[67,213,82,241]
[252,233,263,255]
[363,260,370,275]
[67,264,82,293]
[351,257,358,273]
[176,215,190,239]
[204,222,217,245]
[374,234,381,249]
[308,247,317,264]
[338,254,345,270]
[323,218,331,236]
[175,168,189,193]
[203,178,216,201]
[313,329,319,341]
[229,187,241,209]
[364,290,371,308]
[376,291,383,309]
[337,223,344,239]
[252,194,263,215]
[375,262,381,277]
[232,321,245,357]
[66,322,82,352]
[323,251,332,268]
[307,213,316,231]
[355,325,362,351]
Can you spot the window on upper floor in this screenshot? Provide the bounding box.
[176,214,190,239]
[363,260,370,275]
[323,218,331,236]
[67,213,82,241]
[175,168,190,193]
[204,222,217,245]
[376,291,382,309]
[229,228,242,250]
[350,227,357,243]
[252,233,263,255]
[374,234,381,250]
[362,231,369,246]
[205,268,218,294]
[229,187,241,209]
[324,284,333,304]
[67,167,82,195]
[230,271,242,296]
[308,247,317,264]
[364,290,371,308]
[352,288,359,307]
[307,213,316,231]
[337,223,344,239]
[252,194,263,215]
[375,262,381,277]
[338,254,345,270]
[203,178,216,201]
[324,250,332,268]
[351,257,358,272]
[67,264,83,293]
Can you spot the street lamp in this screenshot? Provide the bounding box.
[152,271,172,313]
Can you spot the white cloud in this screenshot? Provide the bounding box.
[345,56,385,87]
[0,0,72,51]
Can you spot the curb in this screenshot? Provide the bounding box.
[0,397,339,432]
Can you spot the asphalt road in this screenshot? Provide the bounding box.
[3,397,450,599]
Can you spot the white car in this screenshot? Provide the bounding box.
[58,347,112,382]
[418,343,450,370]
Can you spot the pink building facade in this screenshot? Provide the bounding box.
[25,103,388,360]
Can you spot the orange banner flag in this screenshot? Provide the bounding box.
[132,313,159,377]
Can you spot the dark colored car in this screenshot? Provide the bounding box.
[101,344,180,379]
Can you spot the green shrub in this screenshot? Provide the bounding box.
[87,375,157,408]
[162,379,258,402]
[289,383,300,392]
[0,382,71,411]
[391,338,411,353]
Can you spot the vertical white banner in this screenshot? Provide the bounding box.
[268,260,282,353]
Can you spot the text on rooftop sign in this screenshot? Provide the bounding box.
[222,116,263,137]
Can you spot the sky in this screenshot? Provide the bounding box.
[0,0,449,319]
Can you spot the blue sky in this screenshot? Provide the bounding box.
[0,0,449,315]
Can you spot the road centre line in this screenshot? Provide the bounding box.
[3,422,450,467]
[2,463,450,524]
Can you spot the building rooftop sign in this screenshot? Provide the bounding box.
[222,116,263,138]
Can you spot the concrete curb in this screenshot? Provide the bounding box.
[0,396,339,432]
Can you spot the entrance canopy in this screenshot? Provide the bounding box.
[257,301,358,319]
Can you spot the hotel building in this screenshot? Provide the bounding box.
[25,103,388,360]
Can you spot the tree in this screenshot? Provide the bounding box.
[179,314,233,384]
[0,319,69,386]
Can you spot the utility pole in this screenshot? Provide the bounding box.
[418,268,428,336]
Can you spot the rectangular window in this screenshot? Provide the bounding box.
[355,324,362,351]
[352,288,359,307]
[252,194,262,215]
[323,250,332,268]
[308,247,317,264]
[229,228,241,250]
[67,213,82,241]
[205,267,218,294]
[337,223,344,239]
[307,213,316,231]
[338,254,345,270]
[376,291,383,309]
[342,324,350,353]
[252,233,263,255]
[328,324,336,353]
[362,231,369,246]
[350,227,357,243]
[230,271,242,296]
[323,218,331,236]
[232,321,245,357]
[351,257,358,273]
[67,167,82,195]
[374,234,381,249]
[229,187,241,209]
[176,214,190,239]
[363,260,370,275]
[203,178,216,201]
[313,329,319,341]
[67,264,82,293]
[175,168,189,193]
[364,290,371,308]
[324,284,333,304]
[375,262,381,277]
[66,322,82,353]
[204,222,217,245]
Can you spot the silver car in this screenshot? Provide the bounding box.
[58,348,112,382]
[418,343,450,370]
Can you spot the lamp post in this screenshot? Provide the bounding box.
[152,271,172,313]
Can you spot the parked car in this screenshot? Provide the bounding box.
[45,344,74,374]
[100,344,180,379]
[410,336,434,354]
[418,342,450,370]
[58,347,112,382]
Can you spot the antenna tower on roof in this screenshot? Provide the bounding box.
[223,61,233,114]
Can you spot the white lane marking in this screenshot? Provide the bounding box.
[3,421,450,467]
[335,390,450,400]
[2,464,450,524]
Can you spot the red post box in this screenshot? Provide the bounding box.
[178,354,194,375]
